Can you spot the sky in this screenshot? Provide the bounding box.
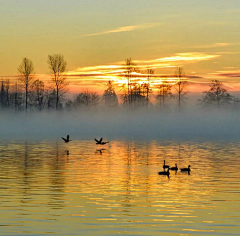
[1,0,240,95]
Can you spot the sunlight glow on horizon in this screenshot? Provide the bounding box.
[64,52,222,93]
[1,0,240,95]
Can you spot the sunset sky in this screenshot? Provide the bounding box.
[1,0,240,95]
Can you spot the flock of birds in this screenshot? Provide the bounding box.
[61,135,191,176]
[159,160,191,176]
[61,135,109,145]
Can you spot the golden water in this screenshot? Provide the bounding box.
[0,140,239,235]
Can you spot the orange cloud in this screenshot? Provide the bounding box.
[65,52,220,94]
[67,52,220,77]
[85,23,161,37]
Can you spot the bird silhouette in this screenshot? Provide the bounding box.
[158,167,170,176]
[95,138,109,145]
[62,135,71,143]
[181,165,191,172]
[170,163,178,171]
[163,160,169,170]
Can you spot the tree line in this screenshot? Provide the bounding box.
[0,56,239,112]
[0,54,68,111]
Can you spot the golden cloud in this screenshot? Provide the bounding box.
[85,23,161,37]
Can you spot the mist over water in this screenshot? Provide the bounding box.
[1,106,240,141]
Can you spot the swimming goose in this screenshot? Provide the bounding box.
[180,165,191,172]
[62,135,71,143]
[158,167,170,176]
[170,163,178,171]
[95,138,109,145]
[163,160,169,169]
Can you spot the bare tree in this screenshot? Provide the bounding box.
[146,68,154,108]
[0,81,6,109]
[10,81,24,111]
[47,54,67,109]
[32,79,45,110]
[123,58,138,106]
[18,58,35,111]
[199,80,233,108]
[174,67,188,109]
[71,89,101,109]
[5,79,10,108]
[156,79,172,107]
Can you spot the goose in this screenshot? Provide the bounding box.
[181,165,191,172]
[62,135,71,143]
[158,167,170,176]
[95,138,109,145]
[170,163,178,171]
[163,160,169,169]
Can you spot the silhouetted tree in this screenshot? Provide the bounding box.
[120,84,129,106]
[31,79,45,110]
[0,81,6,108]
[199,80,233,108]
[102,81,118,107]
[174,67,188,109]
[156,79,172,107]
[4,79,10,108]
[131,82,148,107]
[70,89,101,109]
[18,58,35,111]
[123,58,138,106]
[146,68,154,108]
[10,81,24,111]
[46,89,57,109]
[47,54,68,109]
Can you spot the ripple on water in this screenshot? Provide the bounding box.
[0,140,240,235]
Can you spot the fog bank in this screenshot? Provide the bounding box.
[0,108,240,141]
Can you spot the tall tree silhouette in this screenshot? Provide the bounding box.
[123,58,137,106]
[174,67,188,109]
[18,58,35,111]
[146,68,154,108]
[47,54,67,109]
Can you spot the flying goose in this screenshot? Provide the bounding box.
[95,138,109,145]
[62,135,71,143]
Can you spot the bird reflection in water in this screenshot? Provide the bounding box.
[95,148,106,155]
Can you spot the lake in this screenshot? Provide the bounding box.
[0,140,240,235]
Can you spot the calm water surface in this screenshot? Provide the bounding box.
[0,140,240,235]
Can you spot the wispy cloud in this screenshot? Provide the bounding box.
[66,52,220,89]
[192,42,240,49]
[85,23,160,37]
[211,70,240,78]
[133,53,220,65]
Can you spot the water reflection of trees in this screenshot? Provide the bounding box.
[0,141,68,210]
[1,140,239,218]
[46,142,68,209]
